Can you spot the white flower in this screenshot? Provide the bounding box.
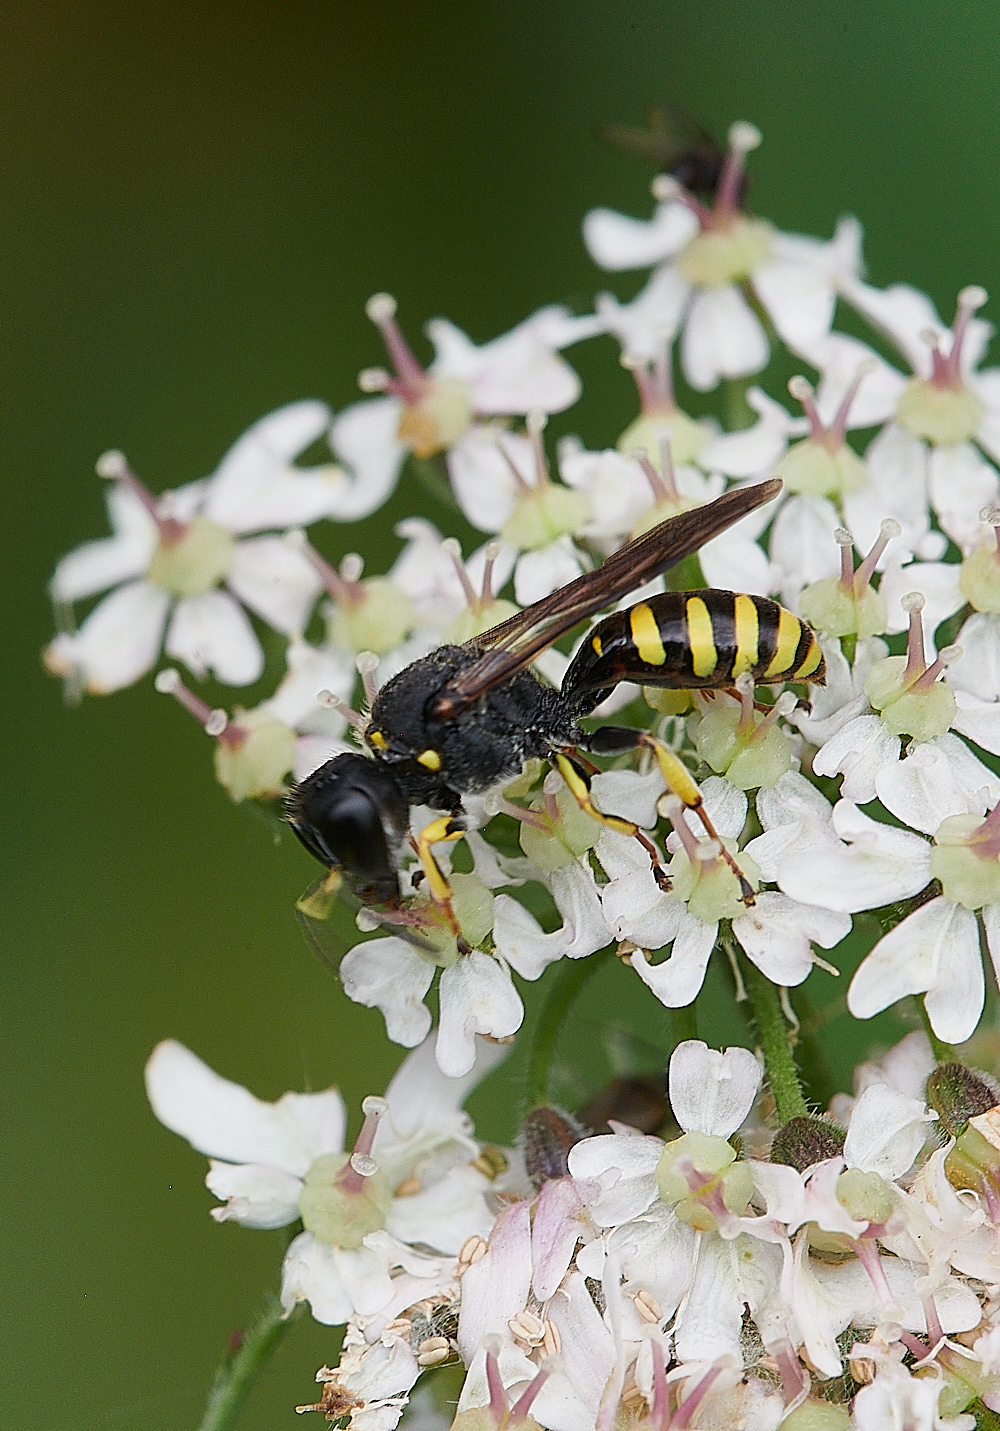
[145,1035,500,1323]
[46,402,337,693]
[584,123,859,391]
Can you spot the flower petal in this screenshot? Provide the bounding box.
[629,914,717,1007]
[436,952,523,1078]
[226,534,323,634]
[733,892,850,987]
[202,400,337,533]
[582,201,699,269]
[681,285,769,392]
[165,590,263,684]
[778,797,930,912]
[145,1039,346,1175]
[205,1159,302,1228]
[842,1083,937,1180]
[49,579,170,693]
[50,485,157,601]
[330,396,408,519]
[340,938,434,1048]
[669,1040,762,1137]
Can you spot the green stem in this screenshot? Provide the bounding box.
[524,946,614,1109]
[739,953,808,1123]
[722,376,755,432]
[917,995,956,1064]
[671,1001,697,1046]
[197,1294,299,1431]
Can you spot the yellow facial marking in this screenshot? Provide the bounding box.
[732,594,760,678]
[764,607,804,680]
[794,636,823,680]
[630,603,666,667]
[685,596,717,679]
[367,729,387,750]
[591,634,603,656]
[417,748,442,771]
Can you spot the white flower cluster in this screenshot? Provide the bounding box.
[148,1031,1000,1431]
[49,117,1000,1426]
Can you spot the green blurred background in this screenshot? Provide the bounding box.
[6,2,1000,1425]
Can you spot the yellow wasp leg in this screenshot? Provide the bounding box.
[553,751,672,893]
[634,733,755,905]
[414,814,470,950]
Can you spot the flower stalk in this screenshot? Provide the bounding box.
[738,950,808,1123]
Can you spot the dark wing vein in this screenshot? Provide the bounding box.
[445,478,781,706]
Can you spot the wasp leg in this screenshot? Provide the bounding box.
[552,750,672,893]
[413,814,471,952]
[584,726,755,905]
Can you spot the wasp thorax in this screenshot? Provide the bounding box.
[298,1097,392,1248]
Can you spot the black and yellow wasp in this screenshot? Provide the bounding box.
[287,477,823,936]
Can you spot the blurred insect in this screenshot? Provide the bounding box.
[597,102,744,201]
[287,477,823,947]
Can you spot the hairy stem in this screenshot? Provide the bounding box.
[917,995,956,1064]
[524,944,614,1109]
[197,1294,299,1431]
[739,953,808,1123]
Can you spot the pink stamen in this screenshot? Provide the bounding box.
[494,795,551,832]
[662,795,721,867]
[713,121,761,218]
[356,652,379,708]
[95,451,187,544]
[334,1096,387,1196]
[621,350,677,417]
[788,364,874,449]
[787,377,823,438]
[651,174,711,228]
[769,1338,810,1410]
[442,538,479,609]
[830,361,876,445]
[648,1341,669,1431]
[897,1328,931,1361]
[901,593,929,685]
[317,688,367,733]
[509,1367,551,1425]
[922,1294,944,1351]
[497,435,534,495]
[930,286,988,388]
[154,669,247,749]
[967,799,1000,861]
[526,411,550,489]
[484,1345,508,1427]
[630,449,670,505]
[854,1238,895,1307]
[290,532,364,607]
[365,294,428,403]
[852,519,901,593]
[670,1364,723,1430]
[481,541,500,605]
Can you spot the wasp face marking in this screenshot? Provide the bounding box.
[417,748,442,771]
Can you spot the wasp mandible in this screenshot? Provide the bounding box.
[287,478,824,942]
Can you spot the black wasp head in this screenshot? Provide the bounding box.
[286,752,410,905]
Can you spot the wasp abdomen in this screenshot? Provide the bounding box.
[561,590,824,714]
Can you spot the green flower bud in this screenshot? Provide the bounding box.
[676,216,774,287]
[669,843,760,924]
[617,408,708,467]
[774,437,867,498]
[214,711,297,801]
[501,485,590,550]
[325,578,414,655]
[926,1062,1000,1138]
[799,577,887,640]
[864,655,957,741]
[299,1152,392,1248]
[836,1167,893,1225]
[960,543,1000,613]
[770,1115,847,1172]
[930,814,1000,910]
[896,376,984,446]
[518,783,599,870]
[148,516,235,596]
[695,704,793,791]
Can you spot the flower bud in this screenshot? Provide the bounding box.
[835,1167,893,1226]
[926,1062,1000,1137]
[864,654,957,741]
[769,1115,846,1171]
[521,1106,586,1190]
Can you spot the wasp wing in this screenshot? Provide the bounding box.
[295,877,436,974]
[442,479,781,710]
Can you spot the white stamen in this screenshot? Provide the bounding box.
[358,366,391,392]
[834,528,854,547]
[365,292,397,323]
[980,504,1000,526]
[728,120,762,154]
[651,173,681,202]
[356,651,379,706]
[204,710,229,738]
[350,1153,378,1178]
[901,591,926,614]
[154,668,181,694]
[773,691,798,718]
[939,644,963,666]
[880,518,903,540]
[787,375,814,402]
[95,449,129,479]
[960,285,988,311]
[340,553,364,584]
[526,409,547,437]
[317,688,365,730]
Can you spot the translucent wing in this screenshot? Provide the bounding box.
[440,479,781,712]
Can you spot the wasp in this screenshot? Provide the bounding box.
[596,102,745,201]
[287,478,823,942]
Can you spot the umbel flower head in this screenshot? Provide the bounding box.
[47,109,1000,1431]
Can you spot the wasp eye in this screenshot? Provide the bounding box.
[287,754,408,902]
